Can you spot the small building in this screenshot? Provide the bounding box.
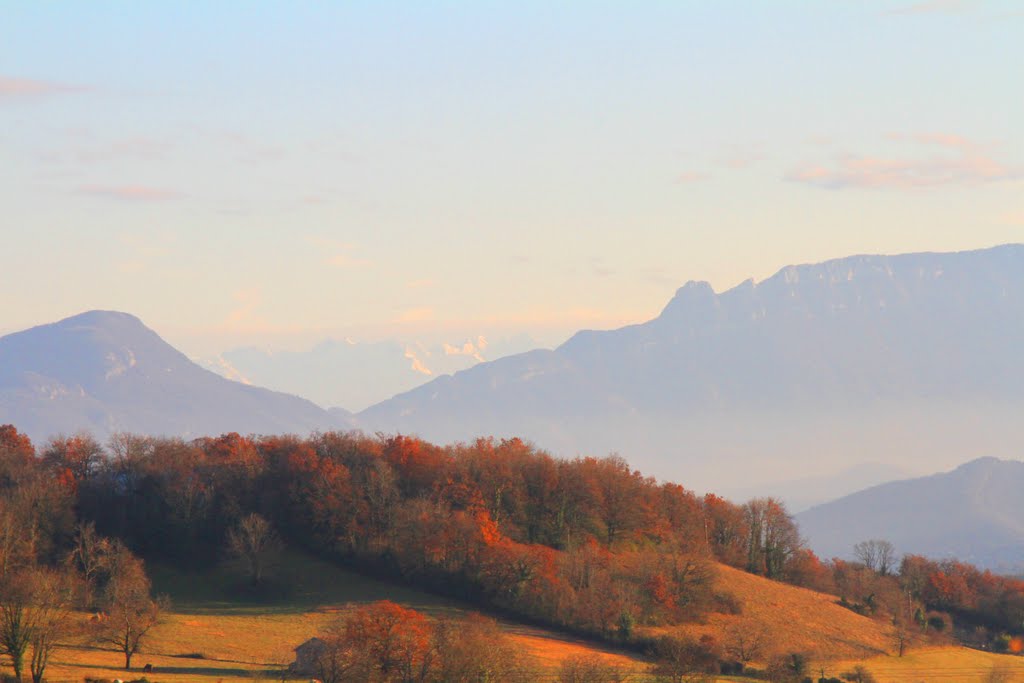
[289,637,326,676]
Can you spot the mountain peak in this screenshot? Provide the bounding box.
[951,456,1015,474]
[658,280,718,320]
[0,311,344,444]
[56,309,144,326]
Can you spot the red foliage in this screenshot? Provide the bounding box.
[0,424,34,460]
[344,600,434,681]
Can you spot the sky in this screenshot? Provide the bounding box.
[3,0,1023,356]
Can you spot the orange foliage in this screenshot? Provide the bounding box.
[344,600,434,681]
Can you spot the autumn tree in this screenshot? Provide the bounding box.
[343,600,435,682]
[586,456,650,549]
[41,433,105,484]
[433,613,532,683]
[702,494,747,567]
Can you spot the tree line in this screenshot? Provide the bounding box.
[3,422,1023,679]
[0,426,163,681]
[47,429,817,638]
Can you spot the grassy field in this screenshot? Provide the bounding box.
[34,552,1024,682]
[645,563,894,660]
[830,646,1024,682]
[42,550,648,683]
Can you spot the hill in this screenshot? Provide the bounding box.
[48,552,1022,683]
[650,563,892,661]
[359,244,1024,496]
[797,457,1024,570]
[0,310,352,444]
[41,550,648,683]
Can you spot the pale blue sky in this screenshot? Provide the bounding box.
[3,1,1022,354]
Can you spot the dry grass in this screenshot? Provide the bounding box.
[643,563,894,661]
[38,551,651,683]
[30,554,1024,683]
[828,645,1024,682]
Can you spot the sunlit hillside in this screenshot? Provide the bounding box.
[42,551,648,683]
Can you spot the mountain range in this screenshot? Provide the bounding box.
[358,243,1024,495]
[797,457,1024,571]
[3,244,1023,504]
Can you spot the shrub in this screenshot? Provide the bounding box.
[840,665,877,683]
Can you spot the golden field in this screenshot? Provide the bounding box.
[30,552,1024,682]
[40,551,647,683]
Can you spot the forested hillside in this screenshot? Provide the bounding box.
[3,423,1024,681]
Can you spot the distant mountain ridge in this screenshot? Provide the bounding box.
[359,244,1024,494]
[0,310,351,444]
[796,457,1024,570]
[4,245,1024,502]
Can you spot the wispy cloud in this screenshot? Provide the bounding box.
[0,76,88,98]
[675,171,706,184]
[788,133,1020,190]
[406,278,436,289]
[80,184,184,201]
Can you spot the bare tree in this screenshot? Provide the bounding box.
[0,499,30,580]
[65,522,112,609]
[744,498,803,579]
[841,664,877,683]
[890,610,914,657]
[27,568,79,683]
[650,635,717,683]
[0,571,33,682]
[227,513,283,586]
[723,622,766,668]
[99,547,164,670]
[853,540,896,576]
[434,614,535,683]
[313,621,364,683]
